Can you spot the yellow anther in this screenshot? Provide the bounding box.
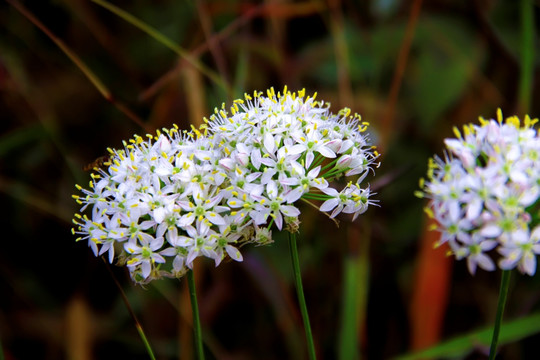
[496,108,503,123]
[452,126,462,139]
[423,207,434,218]
[506,115,520,128]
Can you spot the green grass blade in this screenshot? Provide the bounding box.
[338,257,361,360]
[103,261,156,360]
[134,323,157,360]
[91,0,230,95]
[6,0,148,131]
[338,226,370,360]
[396,312,540,360]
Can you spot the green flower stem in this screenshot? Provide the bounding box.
[311,153,330,170]
[289,232,317,360]
[103,260,156,360]
[488,270,511,360]
[187,269,205,360]
[302,193,331,201]
[319,157,340,172]
[323,166,350,180]
[135,323,156,360]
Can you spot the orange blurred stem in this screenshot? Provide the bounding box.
[410,216,452,351]
[380,0,423,151]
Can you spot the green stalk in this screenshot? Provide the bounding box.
[310,153,328,170]
[187,270,205,360]
[319,157,340,173]
[323,167,347,180]
[488,270,511,360]
[103,260,156,360]
[135,323,156,360]
[301,193,331,201]
[289,232,317,360]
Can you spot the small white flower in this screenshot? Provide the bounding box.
[250,180,301,230]
[178,190,228,226]
[124,235,167,280]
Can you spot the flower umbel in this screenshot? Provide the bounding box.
[72,87,380,284]
[418,110,540,275]
[72,128,250,284]
[206,87,380,223]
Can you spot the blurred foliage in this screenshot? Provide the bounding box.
[1,0,539,359]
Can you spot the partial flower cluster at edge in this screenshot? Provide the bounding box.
[417,110,540,275]
[72,87,380,284]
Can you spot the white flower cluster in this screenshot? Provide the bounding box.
[418,110,540,275]
[73,88,379,283]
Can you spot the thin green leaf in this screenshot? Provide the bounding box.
[91,0,230,96]
[396,312,540,360]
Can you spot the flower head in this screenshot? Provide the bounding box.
[418,110,540,275]
[73,87,380,284]
[205,87,380,224]
[73,128,250,284]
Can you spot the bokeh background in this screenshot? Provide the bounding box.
[1,0,540,359]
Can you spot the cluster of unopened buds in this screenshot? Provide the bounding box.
[418,110,540,275]
[72,88,380,283]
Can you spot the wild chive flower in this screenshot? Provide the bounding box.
[73,87,380,284]
[72,128,250,284]
[418,110,540,275]
[205,87,380,230]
